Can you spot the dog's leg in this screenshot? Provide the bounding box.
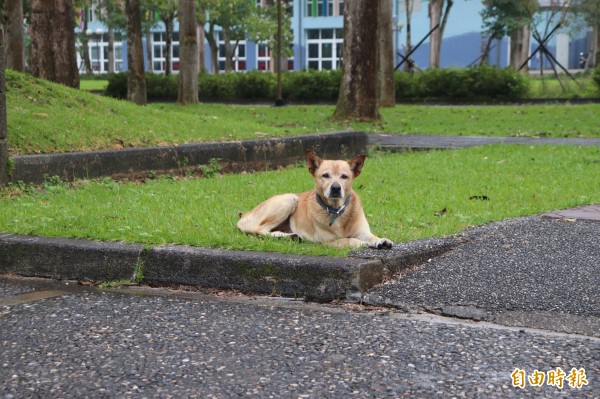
[359,234,393,249]
[237,194,299,236]
[326,238,368,248]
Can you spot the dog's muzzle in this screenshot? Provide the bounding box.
[328,182,342,198]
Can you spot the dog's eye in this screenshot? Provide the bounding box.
[340,174,349,180]
[322,173,330,179]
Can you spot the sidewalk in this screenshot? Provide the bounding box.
[369,133,600,150]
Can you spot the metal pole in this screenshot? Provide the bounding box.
[275,0,284,106]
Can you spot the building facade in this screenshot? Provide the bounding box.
[76,0,593,75]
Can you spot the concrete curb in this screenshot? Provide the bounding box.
[0,233,143,282]
[143,246,384,302]
[10,131,368,184]
[0,232,461,302]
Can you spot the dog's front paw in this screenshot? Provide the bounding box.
[369,238,393,250]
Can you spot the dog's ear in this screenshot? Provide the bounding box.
[348,154,366,178]
[305,150,323,176]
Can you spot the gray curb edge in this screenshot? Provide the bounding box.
[0,233,461,302]
[10,131,368,184]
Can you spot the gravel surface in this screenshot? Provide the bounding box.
[364,217,600,336]
[0,280,37,298]
[1,285,598,398]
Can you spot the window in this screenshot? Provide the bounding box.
[152,32,180,73]
[257,43,271,71]
[217,32,247,72]
[307,0,343,17]
[305,28,343,70]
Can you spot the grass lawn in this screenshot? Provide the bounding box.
[2,145,599,256]
[527,74,598,99]
[6,70,600,155]
[79,79,109,91]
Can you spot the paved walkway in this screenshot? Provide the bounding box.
[369,133,600,150]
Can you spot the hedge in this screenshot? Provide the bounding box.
[105,66,529,102]
[593,67,600,92]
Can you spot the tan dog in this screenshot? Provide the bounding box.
[237,151,393,249]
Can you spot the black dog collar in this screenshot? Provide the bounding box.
[316,193,351,226]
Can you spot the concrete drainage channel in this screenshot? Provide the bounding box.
[1,130,461,302]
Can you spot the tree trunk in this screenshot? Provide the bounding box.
[206,24,218,73]
[145,29,152,72]
[177,0,199,105]
[428,0,442,69]
[108,27,115,73]
[428,0,453,69]
[126,0,147,105]
[510,24,530,72]
[30,0,56,81]
[404,0,413,73]
[163,17,173,75]
[0,24,8,185]
[53,0,79,88]
[594,24,600,68]
[378,0,395,107]
[333,0,380,121]
[80,4,93,74]
[3,0,25,71]
[197,21,205,72]
[223,29,233,72]
[30,0,79,87]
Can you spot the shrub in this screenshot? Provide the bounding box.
[105,73,128,99]
[394,71,424,99]
[198,72,241,101]
[104,66,529,103]
[282,69,341,102]
[593,67,600,92]
[395,66,528,101]
[236,71,276,100]
[146,73,178,100]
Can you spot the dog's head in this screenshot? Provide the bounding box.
[305,150,365,202]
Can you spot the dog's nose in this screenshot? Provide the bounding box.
[329,182,342,198]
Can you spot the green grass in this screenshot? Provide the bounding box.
[2,145,599,256]
[79,79,109,91]
[6,70,600,155]
[527,74,598,99]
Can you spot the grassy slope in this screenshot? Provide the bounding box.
[6,70,600,155]
[2,145,599,256]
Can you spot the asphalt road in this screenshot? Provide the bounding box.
[363,216,600,338]
[1,275,598,398]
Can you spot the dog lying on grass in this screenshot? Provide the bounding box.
[237,150,393,249]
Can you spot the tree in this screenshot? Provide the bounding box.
[0,23,8,185]
[53,0,79,86]
[76,0,93,74]
[333,0,380,121]
[571,0,600,68]
[30,0,53,80]
[95,0,127,73]
[125,0,147,104]
[481,0,537,71]
[177,0,198,104]
[378,0,395,107]
[3,0,25,71]
[428,0,453,69]
[198,0,256,73]
[402,0,415,73]
[152,0,177,75]
[246,0,294,72]
[30,0,79,88]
